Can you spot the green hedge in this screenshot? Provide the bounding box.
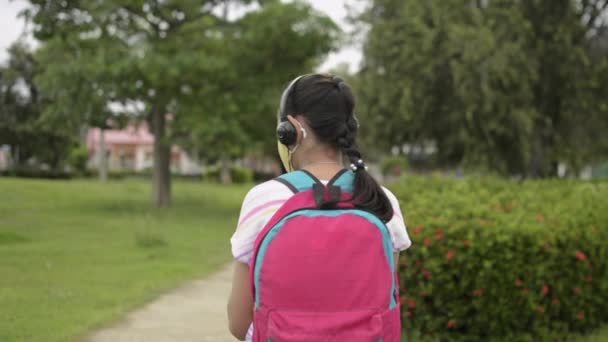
[392,177,608,341]
[204,165,254,184]
[381,155,409,177]
[0,167,72,179]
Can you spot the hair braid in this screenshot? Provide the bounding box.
[336,124,361,164]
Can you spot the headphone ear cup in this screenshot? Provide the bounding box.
[277,121,297,146]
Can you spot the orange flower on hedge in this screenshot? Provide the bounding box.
[585,275,593,283]
[413,226,424,235]
[536,214,545,222]
[473,288,484,297]
[423,238,433,247]
[575,250,587,262]
[576,311,584,321]
[406,311,412,318]
[462,239,471,247]
[536,306,545,314]
[400,296,408,305]
[551,298,560,305]
[479,218,491,226]
[446,250,455,261]
[573,287,582,295]
[415,261,424,268]
[422,269,433,280]
[542,285,550,296]
[515,279,523,287]
[408,298,417,310]
[447,319,456,329]
[434,228,444,241]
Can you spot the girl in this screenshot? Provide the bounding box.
[227,74,411,341]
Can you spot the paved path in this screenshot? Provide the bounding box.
[88,264,238,342]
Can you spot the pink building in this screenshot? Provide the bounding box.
[86,124,200,174]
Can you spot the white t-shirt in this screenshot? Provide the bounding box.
[230,178,412,265]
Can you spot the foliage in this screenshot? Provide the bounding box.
[173,0,340,161]
[204,164,254,184]
[380,155,408,177]
[23,0,340,203]
[358,0,608,177]
[392,176,608,340]
[0,167,72,179]
[0,42,74,169]
[0,178,248,342]
[231,165,255,184]
[67,144,89,174]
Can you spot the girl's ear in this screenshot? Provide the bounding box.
[287,115,307,142]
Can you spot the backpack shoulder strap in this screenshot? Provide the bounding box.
[274,170,322,193]
[274,169,356,194]
[327,169,355,193]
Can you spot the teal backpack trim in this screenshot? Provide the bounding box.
[277,169,355,193]
[277,170,317,192]
[331,170,355,193]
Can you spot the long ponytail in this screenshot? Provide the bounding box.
[337,114,394,222]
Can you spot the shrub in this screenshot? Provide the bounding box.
[392,176,608,341]
[204,165,254,184]
[0,167,72,179]
[381,155,408,177]
[67,144,89,174]
[231,166,254,184]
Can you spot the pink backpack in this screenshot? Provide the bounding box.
[250,169,401,342]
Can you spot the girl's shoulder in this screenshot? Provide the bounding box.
[241,179,295,207]
[232,179,295,264]
[380,186,403,212]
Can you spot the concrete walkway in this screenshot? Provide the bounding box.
[88,264,237,342]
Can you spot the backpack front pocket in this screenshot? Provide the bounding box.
[266,309,383,342]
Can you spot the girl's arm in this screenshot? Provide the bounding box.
[227,261,253,341]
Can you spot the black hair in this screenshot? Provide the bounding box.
[281,73,394,222]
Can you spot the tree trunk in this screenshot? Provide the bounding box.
[528,133,545,178]
[152,108,171,208]
[98,128,108,182]
[220,154,232,184]
[11,145,20,170]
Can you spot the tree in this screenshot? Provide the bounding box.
[519,0,608,176]
[24,0,339,204]
[0,41,73,170]
[173,0,339,183]
[357,0,608,177]
[33,35,123,181]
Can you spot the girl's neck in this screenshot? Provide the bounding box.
[301,162,344,180]
[294,145,344,179]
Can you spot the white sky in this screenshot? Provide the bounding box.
[0,0,364,72]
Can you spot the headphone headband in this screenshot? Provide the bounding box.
[277,75,306,121]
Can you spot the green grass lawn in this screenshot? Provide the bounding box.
[0,177,248,342]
